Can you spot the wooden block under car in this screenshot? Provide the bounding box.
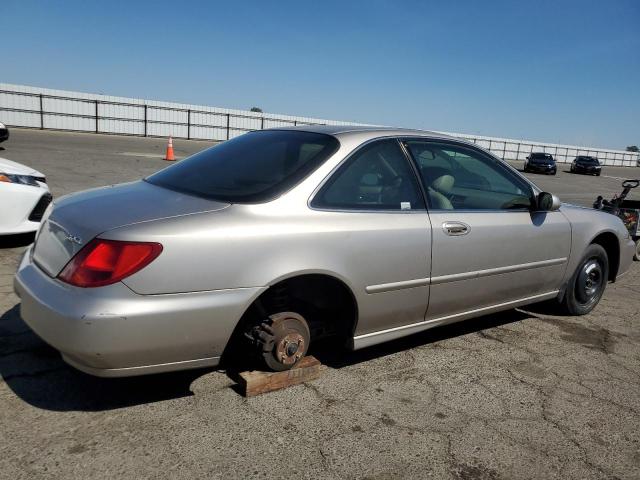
[238,356,323,397]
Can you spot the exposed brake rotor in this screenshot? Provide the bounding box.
[249,311,310,371]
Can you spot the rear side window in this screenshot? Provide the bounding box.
[146,130,339,203]
[312,139,425,211]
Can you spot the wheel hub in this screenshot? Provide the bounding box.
[251,311,310,371]
[277,332,305,366]
[576,259,602,304]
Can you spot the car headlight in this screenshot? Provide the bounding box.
[0,172,41,187]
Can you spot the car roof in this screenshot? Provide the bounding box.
[263,124,457,142]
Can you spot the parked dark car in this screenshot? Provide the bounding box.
[571,156,601,176]
[523,152,556,175]
[0,122,9,143]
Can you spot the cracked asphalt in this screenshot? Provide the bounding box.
[1,129,639,479]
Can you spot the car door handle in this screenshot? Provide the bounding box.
[442,221,470,236]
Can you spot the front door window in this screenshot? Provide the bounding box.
[404,140,533,211]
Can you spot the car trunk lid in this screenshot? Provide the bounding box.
[32,180,230,277]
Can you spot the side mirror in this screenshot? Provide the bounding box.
[537,192,561,211]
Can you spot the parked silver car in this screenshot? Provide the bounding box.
[14,126,635,376]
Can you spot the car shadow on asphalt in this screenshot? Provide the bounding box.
[1,302,530,411]
[0,305,204,412]
[311,309,530,369]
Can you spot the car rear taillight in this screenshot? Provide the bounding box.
[58,239,163,288]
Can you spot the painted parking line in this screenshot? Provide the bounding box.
[120,152,163,158]
[119,151,184,160]
[602,175,633,180]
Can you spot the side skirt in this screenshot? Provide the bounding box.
[352,290,559,350]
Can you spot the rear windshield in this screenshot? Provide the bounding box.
[146,130,340,203]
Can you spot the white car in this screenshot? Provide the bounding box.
[0,157,51,235]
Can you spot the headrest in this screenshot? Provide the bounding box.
[431,174,454,194]
[361,173,379,186]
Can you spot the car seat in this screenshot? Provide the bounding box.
[428,174,454,210]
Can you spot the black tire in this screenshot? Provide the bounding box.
[559,244,609,315]
[596,172,601,176]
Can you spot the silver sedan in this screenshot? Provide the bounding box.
[14,126,635,376]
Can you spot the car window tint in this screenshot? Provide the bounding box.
[405,140,532,211]
[313,139,425,211]
[146,130,339,203]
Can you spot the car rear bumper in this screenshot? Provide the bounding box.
[14,247,266,377]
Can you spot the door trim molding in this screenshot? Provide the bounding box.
[430,257,567,285]
[365,277,430,294]
[365,257,566,293]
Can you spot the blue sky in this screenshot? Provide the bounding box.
[4,0,639,149]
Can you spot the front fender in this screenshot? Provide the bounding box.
[560,204,633,285]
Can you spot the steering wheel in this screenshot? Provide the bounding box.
[622,179,640,189]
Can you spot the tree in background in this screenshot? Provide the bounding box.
[250,107,263,113]
[626,146,639,152]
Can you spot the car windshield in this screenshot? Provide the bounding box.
[146,130,340,202]
[579,157,599,164]
[531,153,552,160]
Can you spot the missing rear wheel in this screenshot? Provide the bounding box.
[249,312,310,372]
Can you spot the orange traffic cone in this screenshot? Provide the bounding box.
[164,136,176,161]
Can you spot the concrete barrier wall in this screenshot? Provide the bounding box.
[1,83,638,166]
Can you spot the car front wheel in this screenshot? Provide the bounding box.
[559,244,609,315]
